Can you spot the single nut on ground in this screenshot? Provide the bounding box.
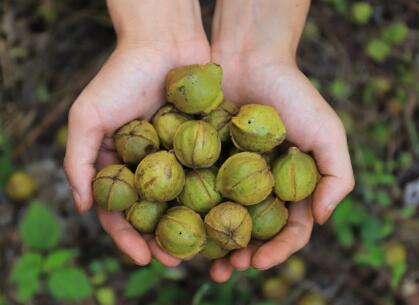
[203,99,238,142]
[248,195,288,240]
[262,277,290,301]
[5,171,39,201]
[152,104,192,149]
[114,120,160,165]
[178,168,222,214]
[173,120,221,168]
[126,200,168,233]
[166,63,224,114]
[204,202,252,251]
[93,164,137,212]
[216,152,274,205]
[281,256,306,284]
[273,147,318,202]
[230,104,286,152]
[297,292,328,305]
[200,236,230,260]
[135,151,185,202]
[156,206,206,259]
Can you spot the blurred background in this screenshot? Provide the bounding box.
[0,0,418,304]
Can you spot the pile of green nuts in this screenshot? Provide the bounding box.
[92,63,319,260]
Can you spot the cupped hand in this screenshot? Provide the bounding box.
[64,38,211,267]
[209,53,355,282]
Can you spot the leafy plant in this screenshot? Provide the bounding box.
[381,22,409,45]
[366,39,391,62]
[351,2,373,24]
[48,267,93,301]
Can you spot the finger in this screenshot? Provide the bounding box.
[96,136,120,169]
[210,258,234,283]
[64,101,104,212]
[229,245,257,271]
[147,238,182,267]
[252,200,313,270]
[311,121,355,224]
[97,208,151,266]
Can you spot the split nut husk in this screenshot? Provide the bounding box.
[126,200,168,233]
[152,104,191,149]
[178,168,222,214]
[216,152,274,205]
[166,63,223,114]
[204,202,252,251]
[173,120,221,168]
[200,236,230,260]
[273,147,318,202]
[248,195,288,240]
[203,99,238,142]
[114,120,160,164]
[156,206,206,259]
[135,151,185,202]
[93,164,137,212]
[230,104,286,153]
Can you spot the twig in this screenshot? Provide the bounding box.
[12,53,109,160]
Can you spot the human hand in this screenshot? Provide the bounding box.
[64,0,210,267]
[208,0,355,282]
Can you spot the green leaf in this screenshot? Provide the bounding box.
[390,262,406,289]
[354,243,385,267]
[9,253,43,302]
[366,39,391,63]
[124,268,159,298]
[103,257,120,273]
[158,285,189,305]
[336,225,354,248]
[10,253,43,283]
[47,267,93,301]
[351,2,373,24]
[192,283,212,305]
[20,201,61,250]
[43,249,78,273]
[361,217,393,243]
[375,190,391,207]
[329,79,351,99]
[381,22,408,45]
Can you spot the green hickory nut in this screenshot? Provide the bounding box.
[135,151,185,202]
[114,120,160,165]
[173,120,221,168]
[248,195,288,240]
[166,63,224,114]
[204,202,252,251]
[178,168,222,214]
[203,99,238,142]
[230,104,286,153]
[273,147,318,202]
[200,236,230,260]
[216,152,274,205]
[93,164,137,212]
[152,104,192,149]
[5,171,39,201]
[156,206,206,259]
[126,200,168,233]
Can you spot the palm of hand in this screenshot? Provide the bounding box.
[208,57,353,281]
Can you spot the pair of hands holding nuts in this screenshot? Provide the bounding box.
[64,0,354,282]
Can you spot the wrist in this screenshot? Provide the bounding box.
[107,0,207,48]
[211,0,309,65]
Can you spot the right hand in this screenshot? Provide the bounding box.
[64,0,210,267]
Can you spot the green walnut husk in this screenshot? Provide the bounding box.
[204,202,252,250]
[216,152,274,205]
[135,151,185,202]
[230,104,286,152]
[203,99,238,142]
[178,168,222,214]
[200,236,230,259]
[152,104,192,149]
[114,120,160,164]
[126,200,168,233]
[156,206,206,259]
[5,171,39,201]
[93,164,137,212]
[248,195,288,240]
[166,63,224,114]
[173,120,221,168]
[273,147,318,202]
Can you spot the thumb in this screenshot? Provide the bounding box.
[64,101,104,212]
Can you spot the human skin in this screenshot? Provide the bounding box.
[208,0,355,282]
[64,0,210,267]
[64,0,355,281]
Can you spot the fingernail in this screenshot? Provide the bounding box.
[72,190,83,212]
